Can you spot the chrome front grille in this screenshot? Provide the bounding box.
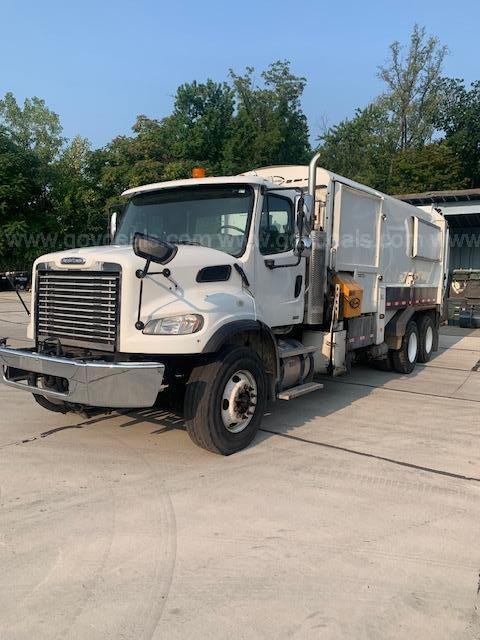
[36,270,120,351]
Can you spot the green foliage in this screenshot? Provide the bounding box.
[318,110,468,195]
[388,142,468,194]
[51,136,106,241]
[436,79,480,187]
[167,79,234,173]
[0,92,64,163]
[317,104,396,191]
[225,61,310,172]
[317,26,473,195]
[377,24,447,150]
[0,131,43,269]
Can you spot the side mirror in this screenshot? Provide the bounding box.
[295,193,314,234]
[133,233,177,271]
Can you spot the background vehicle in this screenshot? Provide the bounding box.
[0,270,31,291]
[0,155,449,454]
[447,268,480,328]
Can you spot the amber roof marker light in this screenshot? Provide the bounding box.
[192,167,206,178]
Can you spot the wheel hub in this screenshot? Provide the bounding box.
[425,326,433,354]
[221,370,257,434]
[407,331,418,363]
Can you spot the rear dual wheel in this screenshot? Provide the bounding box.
[391,320,419,374]
[391,315,437,374]
[417,315,436,363]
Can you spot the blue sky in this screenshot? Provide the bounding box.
[1,0,478,149]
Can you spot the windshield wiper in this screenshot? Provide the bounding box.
[174,240,202,246]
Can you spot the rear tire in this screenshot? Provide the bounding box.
[417,315,436,363]
[391,320,419,374]
[184,346,268,455]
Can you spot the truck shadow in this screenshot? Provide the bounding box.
[118,406,186,434]
[256,357,477,449]
[118,371,378,445]
[111,330,480,449]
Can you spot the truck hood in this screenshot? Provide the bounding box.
[34,243,239,273]
[30,243,256,353]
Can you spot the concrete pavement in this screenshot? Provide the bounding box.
[0,291,479,639]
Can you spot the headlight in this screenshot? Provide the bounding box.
[143,314,204,335]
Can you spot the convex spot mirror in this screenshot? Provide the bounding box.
[295,193,314,235]
[295,236,312,258]
[133,232,177,265]
[294,193,314,257]
[109,211,118,243]
[109,204,125,243]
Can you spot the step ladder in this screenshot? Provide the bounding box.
[277,381,324,401]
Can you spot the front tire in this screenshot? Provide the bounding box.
[184,346,268,455]
[391,320,419,374]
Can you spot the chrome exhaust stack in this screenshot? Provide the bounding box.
[305,152,327,325]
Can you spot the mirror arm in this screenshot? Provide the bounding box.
[134,258,151,331]
[135,259,181,330]
[136,258,151,280]
[135,277,146,331]
[265,254,302,270]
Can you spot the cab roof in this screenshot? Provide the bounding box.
[120,165,443,225]
[121,165,384,200]
[121,175,278,197]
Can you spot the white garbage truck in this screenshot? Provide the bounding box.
[0,154,449,454]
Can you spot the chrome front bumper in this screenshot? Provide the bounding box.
[0,345,165,408]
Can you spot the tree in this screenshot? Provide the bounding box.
[165,79,234,174]
[89,61,310,205]
[0,92,64,163]
[317,110,468,194]
[378,24,447,150]
[388,141,467,194]
[317,104,397,191]
[0,91,66,265]
[50,136,107,243]
[225,61,310,172]
[0,131,43,269]
[436,79,480,187]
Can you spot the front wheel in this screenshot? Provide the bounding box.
[184,346,268,455]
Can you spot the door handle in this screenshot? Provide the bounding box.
[295,275,303,298]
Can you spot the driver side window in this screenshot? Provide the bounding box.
[259,195,294,255]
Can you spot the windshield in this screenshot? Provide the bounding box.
[115,185,254,257]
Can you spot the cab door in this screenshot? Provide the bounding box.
[253,191,305,328]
